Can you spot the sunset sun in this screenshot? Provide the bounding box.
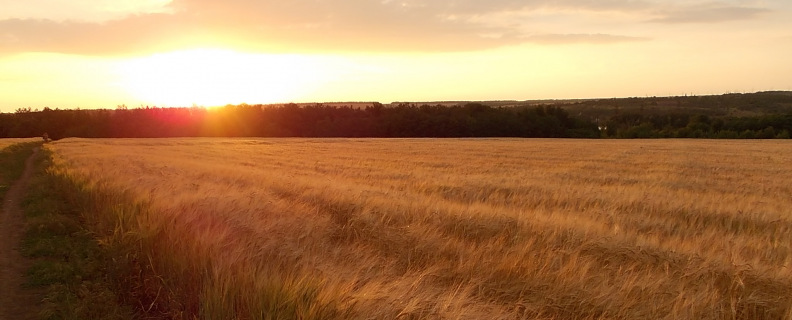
[117,49,330,106]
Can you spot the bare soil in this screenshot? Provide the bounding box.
[0,149,41,320]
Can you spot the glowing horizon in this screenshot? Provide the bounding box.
[1,0,791,112]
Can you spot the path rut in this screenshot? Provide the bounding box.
[0,148,41,320]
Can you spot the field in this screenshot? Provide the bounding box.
[46,138,792,319]
[0,138,39,150]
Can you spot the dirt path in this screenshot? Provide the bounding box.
[0,148,41,320]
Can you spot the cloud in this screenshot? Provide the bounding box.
[0,13,521,55]
[0,0,172,22]
[522,33,650,45]
[0,15,198,55]
[649,5,771,23]
[1,0,769,55]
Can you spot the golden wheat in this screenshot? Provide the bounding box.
[47,138,792,319]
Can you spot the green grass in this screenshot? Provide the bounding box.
[20,148,134,320]
[0,142,39,198]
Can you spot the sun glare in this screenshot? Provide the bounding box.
[117,49,331,107]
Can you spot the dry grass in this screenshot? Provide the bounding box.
[0,138,39,150]
[47,138,792,319]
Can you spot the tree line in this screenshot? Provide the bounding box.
[0,103,600,140]
[604,113,792,139]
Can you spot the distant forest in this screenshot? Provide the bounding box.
[0,103,599,139]
[556,91,792,139]
[1,91,792,139]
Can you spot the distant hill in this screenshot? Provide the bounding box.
[541,91,792,124]
[250,91,792,121]
[392,91,792,123]
[386,91,792,138]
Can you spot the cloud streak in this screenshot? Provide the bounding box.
[522,33,650,45]
[0,0,776,55]
[649,5,771,23]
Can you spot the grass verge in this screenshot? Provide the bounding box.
[20,147,134,319]
[0,142,39,199]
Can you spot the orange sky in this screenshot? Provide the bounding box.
[1,0,791,112]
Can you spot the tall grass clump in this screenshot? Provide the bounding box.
[45,138,792,319]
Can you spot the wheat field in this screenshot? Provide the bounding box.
[46,138,792,319]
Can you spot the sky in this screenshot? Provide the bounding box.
[1,0,791,112]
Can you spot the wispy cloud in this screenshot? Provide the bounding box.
[649,5,771,23]
[523,33,650,45]
[0,15,196,55]
[0,0,779,55]
[0,0,173,22]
